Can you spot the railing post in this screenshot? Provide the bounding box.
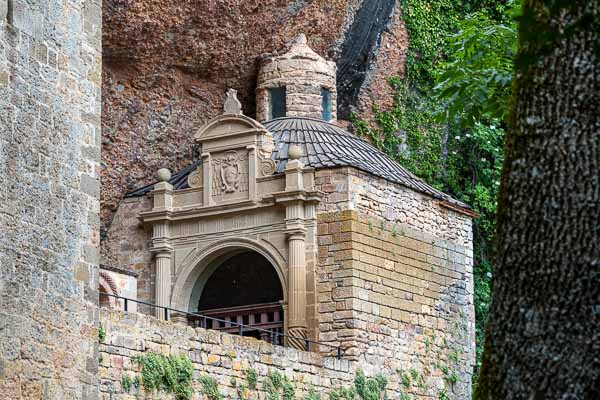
[124,298,128,312]
[306,339,310,352]
[337,346,341,359]
[239,325,243,336]
[164,307,169,321]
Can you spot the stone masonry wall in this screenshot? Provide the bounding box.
[101,308,430,400]
[101,196,153,312]
[99,168,474,399]
[0,1,102,398]
[314,168,475,399]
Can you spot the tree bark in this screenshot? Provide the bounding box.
[476,1,600,399]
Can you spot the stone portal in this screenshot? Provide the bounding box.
[141,92,321,350]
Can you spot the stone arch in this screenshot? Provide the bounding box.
[171,238,288,313]
[99,271,119,308]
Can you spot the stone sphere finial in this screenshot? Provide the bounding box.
[156,168,171,182]
[288,144,303,160]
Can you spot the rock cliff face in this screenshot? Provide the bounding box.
[101,0,407,235]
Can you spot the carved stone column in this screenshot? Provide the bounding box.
[271,144,323,351]
[150,171,174,321]
[283,145,309,350]
[287,230,307,350]
[154,250,172,320]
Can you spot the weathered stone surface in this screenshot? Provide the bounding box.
[99,308,401,399]
[0,1,101,398]
[101,164,474,399]
[315,168,475,399]
[100,0,408,236]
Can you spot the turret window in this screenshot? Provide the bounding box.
[268,87,286,120]
[321,88,332,121]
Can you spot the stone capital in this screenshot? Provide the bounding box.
[286,230,306,241]
[150,243,173,256]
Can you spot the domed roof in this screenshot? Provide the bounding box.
[264,117,468,208]
[127,116,468,210]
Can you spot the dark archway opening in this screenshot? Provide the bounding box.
[190,251,284,344]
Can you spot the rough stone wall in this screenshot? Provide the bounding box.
[101,196,153,313]
[100,0,407,236]
[100,308,429,400]
[0,0,101,398]
[314,169,475,399]
[315,167,472,245]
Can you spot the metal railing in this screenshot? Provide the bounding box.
[104,293,342,358]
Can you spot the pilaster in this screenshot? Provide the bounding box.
[154,249,173,320]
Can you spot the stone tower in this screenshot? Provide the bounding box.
[256,33,337,122]
[0,1,101,398]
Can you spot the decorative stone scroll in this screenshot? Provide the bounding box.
[258,135,276,177]
[187,165,203,188]
[259,155,276,177]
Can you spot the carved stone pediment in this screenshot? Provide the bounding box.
[194,114,267,142]
[193,94,277,206]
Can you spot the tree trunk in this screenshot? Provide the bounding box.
[476,1,600,399]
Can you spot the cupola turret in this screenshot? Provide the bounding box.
[256,34,337,123]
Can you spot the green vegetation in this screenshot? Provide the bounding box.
[399,370,411,388]
[328,387,357,400]
[114,363,406,400]
[352,0,520,385]
[305,387,321,400]
[134,352,194,400]
[355,369,388,400]
[98,323,106,343]
[438,388,450,400]
[121,374,132,393]
[327,370,388,400]
[199,375,224,400]
[262,370,296,400]
[246,367,258,389]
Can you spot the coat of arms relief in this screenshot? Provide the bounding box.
[212,150,248,197]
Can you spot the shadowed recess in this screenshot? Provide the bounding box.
[336,0,396,119]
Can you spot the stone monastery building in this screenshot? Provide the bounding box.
[97,34,476,398]
[0,0,475,393]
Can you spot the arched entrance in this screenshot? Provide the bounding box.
[99,271,119,308]
[184,249,285,343]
